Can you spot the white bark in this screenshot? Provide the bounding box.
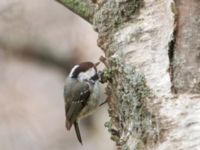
[114,0,174,97]
[157,94,200,150]
[93,0,200,149]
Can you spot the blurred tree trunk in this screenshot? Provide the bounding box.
[57,0,200,149]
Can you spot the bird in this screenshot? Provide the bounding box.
[64,61,101,144]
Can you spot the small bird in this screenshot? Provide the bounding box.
[64,62,101,144]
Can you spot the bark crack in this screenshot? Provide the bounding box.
[168,30,176,94]
[168,1,178,94]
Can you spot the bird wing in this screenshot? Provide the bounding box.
[64,81,91,130]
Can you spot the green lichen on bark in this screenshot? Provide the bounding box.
[103,55,159,149]
[56,0,95,23]
[93,0,143,52]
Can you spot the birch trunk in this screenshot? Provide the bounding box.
[56,0,200,149]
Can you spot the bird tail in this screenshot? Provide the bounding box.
[74,121,83,144]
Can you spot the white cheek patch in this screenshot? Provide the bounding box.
[78,68,96,81]
[69,65,79,77]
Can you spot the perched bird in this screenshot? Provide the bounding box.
[64,62,101,144]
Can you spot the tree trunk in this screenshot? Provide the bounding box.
[56,0,200,149]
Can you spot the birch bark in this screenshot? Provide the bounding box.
[56,0,200,149]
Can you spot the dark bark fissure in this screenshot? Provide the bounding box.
[168,30,177,94]
[168,1,178,94]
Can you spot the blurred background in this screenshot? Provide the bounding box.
[0,0,114,149]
